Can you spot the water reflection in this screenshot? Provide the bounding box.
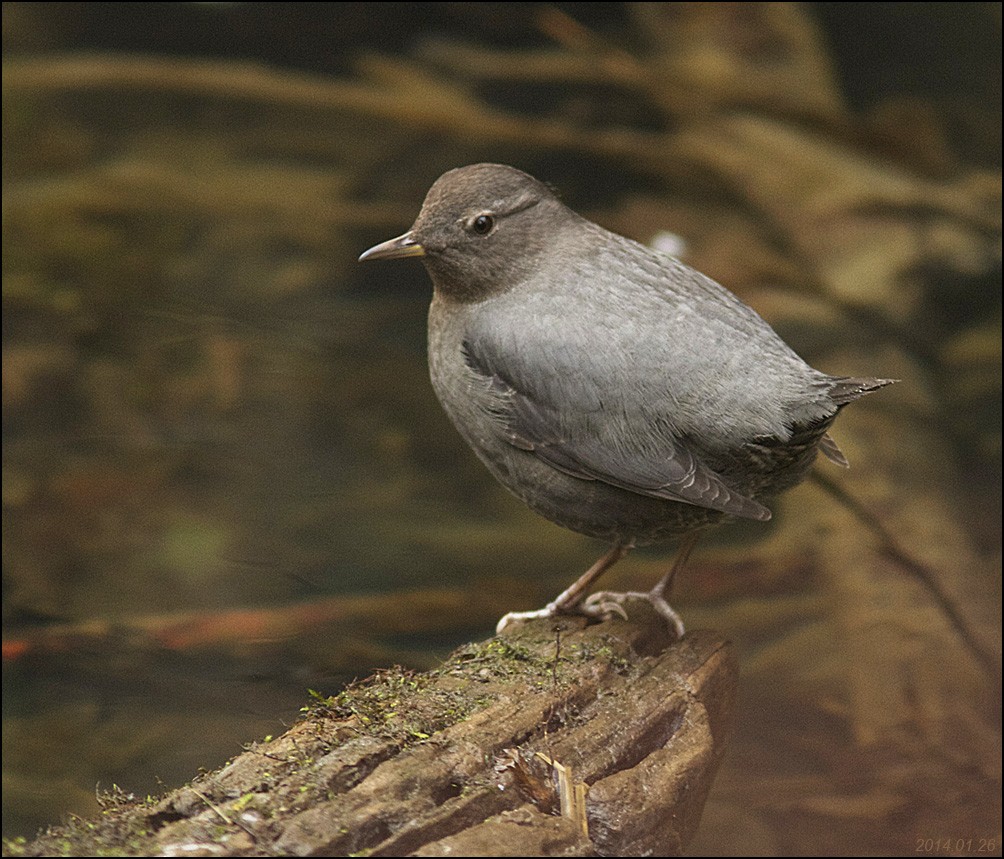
[3,3,1000,854]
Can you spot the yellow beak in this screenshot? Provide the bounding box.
[358,231,426,262]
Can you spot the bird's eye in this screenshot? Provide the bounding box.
[470,214,495,236]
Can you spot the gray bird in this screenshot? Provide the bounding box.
[360,163,893,636]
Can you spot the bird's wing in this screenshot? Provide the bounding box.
[461,337,771,521]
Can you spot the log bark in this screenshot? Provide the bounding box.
[14,607,736,857]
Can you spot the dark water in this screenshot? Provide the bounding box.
[3,4,1000,854]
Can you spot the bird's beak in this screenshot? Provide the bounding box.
[358,231,426,262]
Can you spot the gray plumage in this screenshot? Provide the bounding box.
[360,163,893,630]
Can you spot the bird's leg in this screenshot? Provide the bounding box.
[581,531,702,640]
[642,531,700,639]
[495,542,632,633]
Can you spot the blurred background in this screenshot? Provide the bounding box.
[2,3,1000,855]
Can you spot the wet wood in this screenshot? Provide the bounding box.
[14,610,736,857]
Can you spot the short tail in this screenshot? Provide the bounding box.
[828,376,897,407]
[818,376,896,467]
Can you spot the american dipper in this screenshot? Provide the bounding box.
[360,163,893,636]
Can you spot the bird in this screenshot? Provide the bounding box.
[359,163,894,637]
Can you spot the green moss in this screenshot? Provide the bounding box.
[1,836,28,857]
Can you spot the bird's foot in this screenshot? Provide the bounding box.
[581,588,686,640]
[496,543,636,634]
[497,588,685,640]
[495,596,625,633]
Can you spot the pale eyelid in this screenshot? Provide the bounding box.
[459,195,541,229]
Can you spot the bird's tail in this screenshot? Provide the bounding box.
[828,376,897,406]
[817,376,897,467]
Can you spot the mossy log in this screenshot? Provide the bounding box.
[13,608,736,857]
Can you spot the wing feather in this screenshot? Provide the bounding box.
[463,339,771,521]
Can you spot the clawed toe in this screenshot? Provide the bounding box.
[582,588,686,639]
[496,607,550,633]
[580,599,629,621]
[580,590,639,621]
[645,590,686,640]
